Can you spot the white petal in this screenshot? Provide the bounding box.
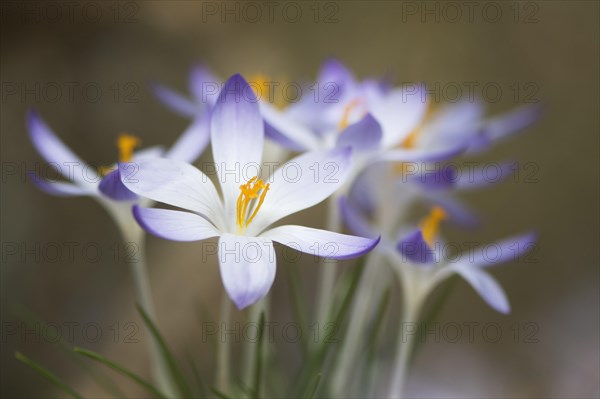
[218,234,276,309]
[119,158,224,228]
[249,147,352,234]
[134,206,220,242]
[452,264,511,314]
[211,75,264,214]
[261,225,379,260]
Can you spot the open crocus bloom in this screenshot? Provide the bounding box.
[341,194,536,314]
[123,75,379,309]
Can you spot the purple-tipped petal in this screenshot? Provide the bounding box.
[218,234,276,309]
[336,113,383,152]
[261,101,319,151]
[118,159,223,227]
[469,232,537,268]
[484,104,542,142]
[264,120,311,152]
[165,114,211,163]
[189,64,220,105]
[396,229,435,265]
[318,58,354,95]
[99,168,138,201]
[133,205,220,242]
[371,85,428,148]
[339,196,379,239]
[27,109,92,187]
[452,265,511,314]
[249,147,352,234]
[261,225,379,260]
[378,143,465,163]
[151,82,199,117]
[211,74,264,213]
[27,171,91,197]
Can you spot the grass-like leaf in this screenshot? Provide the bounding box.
[210,386,234,399]
[304,373,322,399]
[15,351,84,399]
[74,347,167,399]
[136,304,194,398]
[284,260,310,357]
[252,312,266,398]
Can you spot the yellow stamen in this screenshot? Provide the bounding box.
[249,74,288,109]
[236,176,270,233]
[400,99,437,149]
[338,98,363,130]
[419,206,447,247]
[98,166,113,176]
[117,133,140,162]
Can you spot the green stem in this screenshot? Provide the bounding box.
[242,297,269,389]
[119,220,177,398]
[216,291,233,393]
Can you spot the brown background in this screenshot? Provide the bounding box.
[1,1,598,397]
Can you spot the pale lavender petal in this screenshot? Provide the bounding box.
[99,168,138,201]
[484,104,542,142]
[396,229,435,265]
[211,74,264,212]
[218,234,276,309]
[318,58,355,94]
[377,143,465,163]
[469,232,537,268]
[27,171,91,197]
[249,147,352,233]
[151,82,199,117]
[336,113,383,152]
[133,146,166,160]
[422,194,480,229]
[409,165,459,190]
[339,196,379,239]
[452,264,510,314]
[189,64,220,105]
[371,85,428,148]
[165,114,211,163]
[261,225,379,260]
[119,158,223,227]
[261,101,319,151]
[27,109,92,186]
[133,205,220,242]
[264,121,310,152]
[454,162,517,189]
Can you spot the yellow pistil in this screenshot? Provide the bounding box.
[236,176,270,233]
[117,133,140,162]
[419,206,447,247]
[338,98,363,130]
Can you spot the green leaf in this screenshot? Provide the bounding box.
[136,304,194,398]
[284,260,309,358]
[186,351,206,398]
[74,347,166,399]
[304,373,322,399]
[15,351,84,399]
[210,386,234,399]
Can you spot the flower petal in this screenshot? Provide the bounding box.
[99,168,138,201]
[377,143,465,163]
[396,229,435,265]
[261,101,320,151]
[261,225,379,260]
[165,114,211,163]
[451,265,510,314]
[211,74,264,212]
[119,158,223,228]
[151,82,199,117]
[250,147,352,233]
[133,205,220,242]
[371,85,428,148]
[27,171,92,197]
[483,104,542,143]
[218,233,276,309]
[189,64,220,105]
[338,196,379,239]
[336,113,383,152]
[27,109,92,187]
[468,232,537,268]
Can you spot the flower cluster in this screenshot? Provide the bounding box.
[27,59,539,397]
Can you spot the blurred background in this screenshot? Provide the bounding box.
[1,1,598,397]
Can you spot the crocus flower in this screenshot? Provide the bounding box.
[122,74,379,309]
[26,109,210,234]
[341,193,536,313]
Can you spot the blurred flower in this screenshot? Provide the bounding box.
[124,75,379,309]
[26,109,210,237]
